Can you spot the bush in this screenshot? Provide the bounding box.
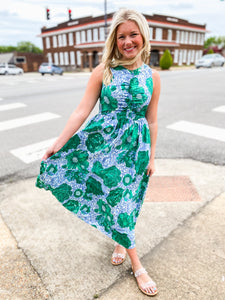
[159,49,173,70]
[207,48,214,54]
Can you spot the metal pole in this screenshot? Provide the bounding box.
[104,0,107,40]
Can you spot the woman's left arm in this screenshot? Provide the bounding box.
[145,70,161,176]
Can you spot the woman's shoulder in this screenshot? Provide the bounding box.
[91,63,105,81]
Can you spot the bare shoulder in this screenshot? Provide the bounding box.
[91,63,105,81]
[152,69,160,81]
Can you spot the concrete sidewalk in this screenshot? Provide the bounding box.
[0,159,224,300]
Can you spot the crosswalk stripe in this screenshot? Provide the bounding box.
[167,120,225,142]
[0,112,61,132]
[0,102,26,112]
[10,137,57,164]
[213,106,225,113]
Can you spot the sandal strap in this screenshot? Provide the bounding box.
[134,267,147,277]
[112,253,125,259]
[140,280,156,289]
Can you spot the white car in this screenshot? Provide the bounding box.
[0,63,24,75]
[195,54,225,68]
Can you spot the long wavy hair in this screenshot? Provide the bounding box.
[102,9,151,85]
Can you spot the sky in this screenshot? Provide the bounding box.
[0,0,225,49]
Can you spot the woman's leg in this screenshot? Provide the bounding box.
[126,247,157,295]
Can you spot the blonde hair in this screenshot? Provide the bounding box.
[102,9,151,85]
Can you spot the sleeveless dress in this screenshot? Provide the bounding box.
[36,64,153,249]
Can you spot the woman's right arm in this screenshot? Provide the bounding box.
[42,63,104,160]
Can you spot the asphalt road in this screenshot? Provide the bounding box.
[0,67,224,183]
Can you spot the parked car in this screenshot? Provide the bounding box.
[195,53,225,68]
[38,63,63,75]
[0,63,24,75]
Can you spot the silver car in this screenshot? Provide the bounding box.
[195,53,225,68]
[0,63,24,75]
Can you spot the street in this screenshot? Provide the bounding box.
[0,67,225,183]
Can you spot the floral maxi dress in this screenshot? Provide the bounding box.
[36,64,153,249]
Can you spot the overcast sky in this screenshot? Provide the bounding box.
[0,0,225,49]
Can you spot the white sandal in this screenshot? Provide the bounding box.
[111,242,126,266]
[132,267,158,296]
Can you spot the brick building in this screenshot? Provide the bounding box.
[39,12,207,71]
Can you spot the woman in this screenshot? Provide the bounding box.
[36,8,160,297]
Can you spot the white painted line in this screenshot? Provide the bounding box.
[213,106,225,113]
[10,137,57,163]
[0,112,61,132]
[167,120,225,142]
[0,102,26,112]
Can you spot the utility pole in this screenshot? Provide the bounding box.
[104,0,107,40]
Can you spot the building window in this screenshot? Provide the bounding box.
[189,32,192,44]
[87,29,92,42]
[47,53,52,63]
[69,33,74,46]
[100,27,105,41]
[93,28,98,41]
[201,34,205,45]
[185,32,188,44]
[191,50,195,63]
[180,31,185,43]
[76,32,80,44]
[187,50,191,65]
[155,28,162,40]
[54,53,59,65]
[81,30,86,43]
[59,52,64,65]
[58,35,62,47]
[167,29,172,41]
[76,51,81,66]
[174,49,179,63]
[62,34,67,46]
[53,36,57,48]
[46,37,50,49]
[176,31,180,43]
[192,33,196,44]
[70,51,75,65]
[178,50,183,65]
[149,27,153,40]
[64,52,69,65]
[14,56,26,64]
[183,49,187,63]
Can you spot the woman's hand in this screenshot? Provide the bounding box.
[42,143,62,160]
[146,158,156,177]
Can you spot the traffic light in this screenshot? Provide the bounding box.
[68,8,72,20]
[46,8,50,20]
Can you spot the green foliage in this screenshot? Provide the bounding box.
[159,49,173,70]
[0,41,42,54]
[204,36,225,48]
[207,49,214,54]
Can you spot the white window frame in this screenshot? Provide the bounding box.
[70,51,75,65]
[58,35,62,47]
[155,28,162,41]
[176,31,180,43]
[167,29,172,42]
[54,53,59,65]
[100,27,105,41]
[76,51,81,66]
[174,49,179,63]
[47,52,52,63]
[81,30,86,43]
[185,32,188,44]
[93,28,98,42]
[192,33,196,45]
[87,29,92,42]
[53,36,57,48]
[59,52,64,65]
[64,52,69,65]
[183,49,187,63]
[76,32,81,45]
[149,27,153,40]
[69,33,74,46]
[46,37,50,49]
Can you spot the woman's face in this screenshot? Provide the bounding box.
[116,20,143,61]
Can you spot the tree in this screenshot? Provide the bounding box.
[16,41,43,54]
[159,49,173,70]
[207,49,214,54]
[0,41,42,54]
[204,36,225,49]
